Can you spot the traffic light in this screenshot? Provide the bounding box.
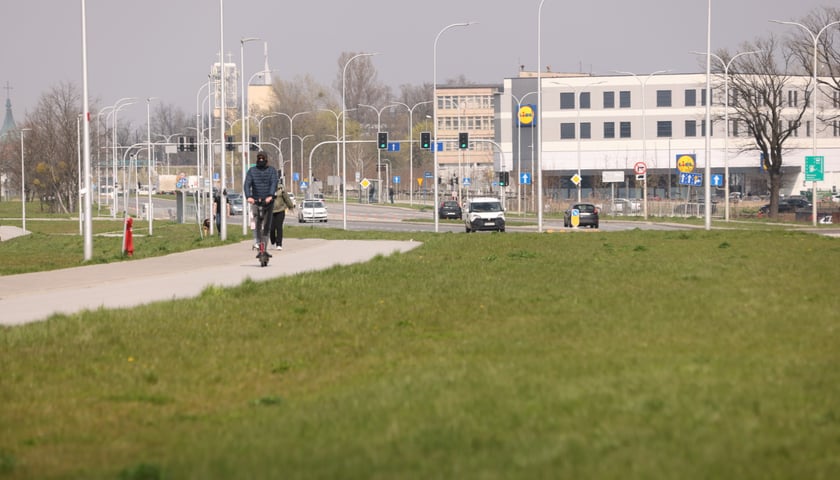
[225,135,234,151]
[420,132,431,149]
[498,171,510,187]
[188,136,196,152]
[378,132,388,149]
[250,136,259,151]
[178,136,186,152]
[458,132,469,149]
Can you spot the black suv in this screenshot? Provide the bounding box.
[439,200,462,219]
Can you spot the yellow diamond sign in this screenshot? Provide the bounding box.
[360,178,371,189]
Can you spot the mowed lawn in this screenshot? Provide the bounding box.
[1,226,839,479]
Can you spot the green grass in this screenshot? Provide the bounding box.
[1,201,840,479]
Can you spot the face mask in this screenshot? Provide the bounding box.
[257,157,267,167]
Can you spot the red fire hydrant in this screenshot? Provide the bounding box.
[123,216,134,257]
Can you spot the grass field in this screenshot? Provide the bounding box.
[1,202,840,479]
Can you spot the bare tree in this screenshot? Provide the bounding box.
[725,36,809,216]
[787,6,840,117]
[333,52,391,127]
[25,82,84,213]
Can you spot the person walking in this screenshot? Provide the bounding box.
[243,151,278,250]
[270,182,295,250]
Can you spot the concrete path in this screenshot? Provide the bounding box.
[0,238,420,326]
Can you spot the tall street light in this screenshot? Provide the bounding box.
[320,108,343,197]
[537,0,546,232]
[390,100,432,205]
[694,49,761,221]
[772,18,840,227]
[273,110,311,195]
[19,128,31,233]
[111,98,137,217]
[434,22,474,232]
[342,52,378,230]
[81,0,93,261]
[615,69,669,220]
[146,97,157,235]
[512,91,537,215]
[240,36,261,235]
[359,103,390,203]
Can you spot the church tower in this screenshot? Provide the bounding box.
[0,82,17,139]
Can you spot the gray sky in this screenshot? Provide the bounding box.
[0,0,832,125]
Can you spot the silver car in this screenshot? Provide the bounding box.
[298,200,327,223]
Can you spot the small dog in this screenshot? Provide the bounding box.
[202,218,211,236]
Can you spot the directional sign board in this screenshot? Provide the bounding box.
[710,174,723,187]
[393,175,400,184]
[387,142,400,152]
[462,178,471,186]
[571,208,580,228]
[520,172,532,185]
[805,155,824,181]
[679,172,703,186]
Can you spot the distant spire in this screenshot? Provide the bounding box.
[0,81,17,139]
[263,42,271,85]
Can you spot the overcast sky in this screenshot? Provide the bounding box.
[0,0,832,125]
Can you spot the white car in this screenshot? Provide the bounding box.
[298,200,327,223]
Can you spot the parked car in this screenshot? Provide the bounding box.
[564,203,600,228]
[464,197,505,233]
[611,198,641,215]
[298,200,327,223]
[438,200,462,220]
[227,191,244,215]
[759,197,812,215]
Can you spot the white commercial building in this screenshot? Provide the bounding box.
[497,72,840,202]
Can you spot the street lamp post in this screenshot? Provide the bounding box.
[273,110,311,196]
[512,91,537,215]
[695,49,761,221]
[295,134,314,190]
[146,97,157,235]
[434,22,474,232]
[772,18,840,227]
[111,99,137,218]
[320,108,343,197]
[20,128,31,233]
[390,100,432,205]
[537,0,546,232]
[240,36,261,235]
[342,52,378,230]
[359,103,390,203]
[615,69,669,219]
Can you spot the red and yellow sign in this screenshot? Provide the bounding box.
[518,104,536,127]
[676,154,696,173]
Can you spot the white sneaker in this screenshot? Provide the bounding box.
[276,245,283,250]
[253,243,260,250]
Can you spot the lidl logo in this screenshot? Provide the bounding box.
[676,154,696,173]
[518,104,536,127]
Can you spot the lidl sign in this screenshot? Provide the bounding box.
[518,104,536,127]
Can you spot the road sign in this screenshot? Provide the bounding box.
[571,208,580,228]
[571,174,581,186]
[300,181,308,190]
[711,173,723,187]
[520,172,532,185]
[424,171,433,178]
[293,172,300,182]
[634,162,647,175]
[393,175,400,184]
[805,155,824,181]
[387,142,400,152]
[676,154,696,173]
[435,142,443,151]
[462,177,471,186]
[679,172,703,186]
[360,178,371,189]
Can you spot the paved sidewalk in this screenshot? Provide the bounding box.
[0,238,420,326]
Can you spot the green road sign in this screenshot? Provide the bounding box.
[805,156,824,182]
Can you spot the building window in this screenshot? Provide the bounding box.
[580,92,591,109]
[788,90,798,107]
[604,122,615,138]
[656,90,672,107]
[603,91,615,108]
[580,122,591,139]
[834,91,840,108]
[657,121,672,137]
[685,120,697,137]
[731,119,739,137]
[834,121,840,137]
[805,120,810,137]
[685,89,696,106]
[560,123,576,139]
[619,91,631,108]
[620,121,632,138]
[560,92,575,109]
